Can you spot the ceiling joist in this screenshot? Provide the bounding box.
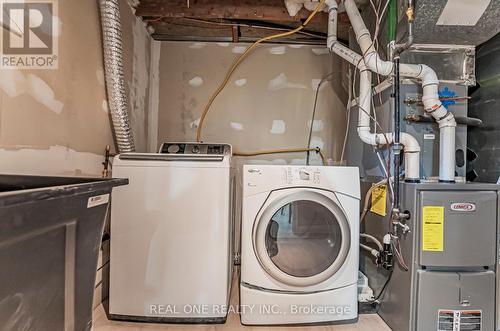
[136,0,351,42]
[136,0,343,23]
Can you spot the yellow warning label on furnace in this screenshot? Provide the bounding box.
[422,206,444,252]
[370,184,387,216]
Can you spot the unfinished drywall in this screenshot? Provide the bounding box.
[156,42,349,165]
[120,0,152,153]
[0,0,151,176]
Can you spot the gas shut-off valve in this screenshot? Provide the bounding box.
[392,208,411,234]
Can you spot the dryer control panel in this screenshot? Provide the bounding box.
[159,142,231,156]
[245,166,322,189]
[282,167,321,185]
[243,165,360,198]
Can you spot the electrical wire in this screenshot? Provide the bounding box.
[372,0,390,137]
[306,72,334,165]
[196,0,327,142]
[234,147,327,166]
[347,0,395,214]
[378,0,391,25]
[369,269,393,304]
[376,150,395,205]
[351,1,407,307]
[360,178,387,223]
[391,235,409,271]
[350,0,391,151]
[181,17,326,39]
[340,67,353,164]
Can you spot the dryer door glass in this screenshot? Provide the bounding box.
[265,200,343,278]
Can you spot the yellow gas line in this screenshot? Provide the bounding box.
[233,147,327,166]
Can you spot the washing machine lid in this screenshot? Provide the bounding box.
[253,188,351,288]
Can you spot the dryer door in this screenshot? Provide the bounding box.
[253,188,351,287]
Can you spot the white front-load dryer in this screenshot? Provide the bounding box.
[240,165,360,325]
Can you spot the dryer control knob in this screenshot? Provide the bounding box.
[299,169,310,180]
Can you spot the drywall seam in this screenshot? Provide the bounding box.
[27,74,64,114]
[0,70,64,113]
[188,76,204,87]
[232,46,247,54]
[270,120,286,134]
[0,145,104,177]
[190,117,200,129]
[307,119,324,132]
[234,78,247,86]
[312,48,330,55]
[189,42,207,49]
[270,46,287,55]
[148,40,161,152]
[268,73,307,91]
[230,122,244,130]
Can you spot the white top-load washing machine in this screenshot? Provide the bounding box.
[240,165,360,325]
[109,143,234,323]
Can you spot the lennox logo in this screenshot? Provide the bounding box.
[450,202,476,212]
[1,0,58,69]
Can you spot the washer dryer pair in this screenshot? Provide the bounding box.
[240,165,360,325]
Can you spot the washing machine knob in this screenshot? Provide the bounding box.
[167,144,180,154]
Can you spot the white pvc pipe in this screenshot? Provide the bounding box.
[342,0,457,182]
[326,0,421,181]
[440,126,456,181]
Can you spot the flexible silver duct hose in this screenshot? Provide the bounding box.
[100,0,135,152]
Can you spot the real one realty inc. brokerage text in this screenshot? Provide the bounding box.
[149,304,353,316]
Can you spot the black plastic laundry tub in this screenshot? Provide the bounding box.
[0,174,128,331]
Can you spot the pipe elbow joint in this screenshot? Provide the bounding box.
[362,52,393,76]
[419,64,439,86]
[437,114,457,128]
[358,127,377,146]
[400,132,421,153]
[374,133,393,146]
[327,37,337,50]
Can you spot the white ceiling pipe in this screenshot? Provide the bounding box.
[326,0,421,181]
[343,0,457,182]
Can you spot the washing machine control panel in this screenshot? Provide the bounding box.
[159,142,231,155]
